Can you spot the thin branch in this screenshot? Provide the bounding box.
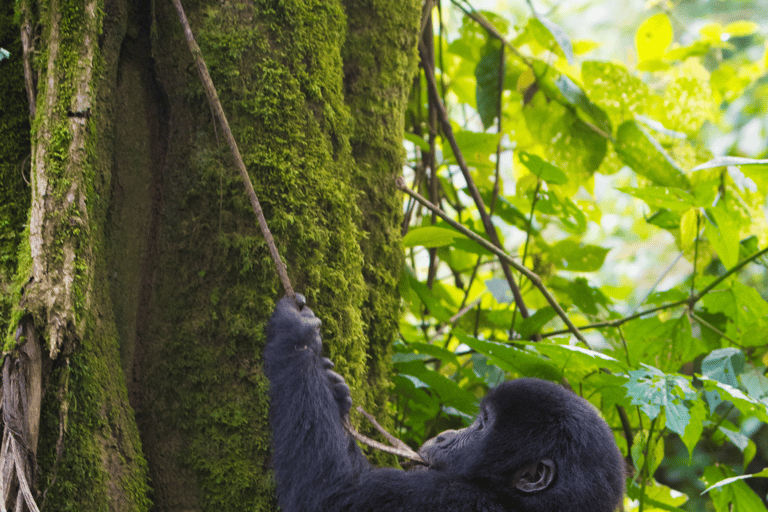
[343,419,424,464]
[396,179,589,346]
[696,246,768,297]
[418,41,531,321]
[689,311,741,347]
[170,0,294,300]
[449,0,530,66]
[355,406,412,452]
[542,246,768,338]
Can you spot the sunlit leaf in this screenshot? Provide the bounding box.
[550,240,609,271]
[703,206,740,269]
[617,186,696,211]
[698,377,768,423]
[724,21,759,37]
[614,121,688,187]
[636,14,673,63]
[518,152,568,185]
[536,16,574,64]
[402,226,468,248]
[404,132,430,152]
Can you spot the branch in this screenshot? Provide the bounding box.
[542,246,768,338]
[355,406,413,453]
[418,41,531,321]
[343,416,424,464]
[396,179,589,346]
[170,0,294,300]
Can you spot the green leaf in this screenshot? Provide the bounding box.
[624,366,697,437]
[404,132,430,152]
[535,16,574,63]
[703,206,740,269]
[399,342,460,367]
[454,331,561,381]
[647,209,682,230]
[550,240,609,272]
[582,61,663,130]
[395,360,479,415]
[632,428,666,476]
[536,191,588,234]
[724,21,759,37]
[701,348,745,388]
[516,307,557,339]
[614,121,688,187]
[402,226,468,248]
[626,482,689,511]
[698,377,768,423]
[548,276,612,316]
[681,400,706,457]
[518,152,568,185]
[471,353,505,387]
[534,342,627,374]
[665,41,712,61]
[401,271,453,323]
[553,74,611,133]
[702,466,768,512]
[475,40,503,129]
[443,130,502,170]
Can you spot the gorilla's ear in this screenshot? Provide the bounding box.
[513,459,555,493]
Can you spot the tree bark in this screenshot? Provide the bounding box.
[1,0,420,510]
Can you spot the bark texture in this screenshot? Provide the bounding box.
[1,0,420,510]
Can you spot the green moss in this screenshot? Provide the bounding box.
[339,0,421,463]
[37,325,151,512]
[0,2,32,342]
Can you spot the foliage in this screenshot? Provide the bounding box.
[397,2,768,511]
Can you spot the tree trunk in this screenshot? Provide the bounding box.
[0,0,420,510]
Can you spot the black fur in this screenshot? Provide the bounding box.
[264,296,625,512]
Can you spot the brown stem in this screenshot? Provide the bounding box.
[418,42,530,321]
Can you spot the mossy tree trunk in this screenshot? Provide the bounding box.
[0,0,420,510]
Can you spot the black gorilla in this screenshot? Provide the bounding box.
[264,296,625,512]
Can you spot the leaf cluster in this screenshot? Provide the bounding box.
[396,3,768,511]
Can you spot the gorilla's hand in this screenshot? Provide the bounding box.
[270,294,322,353]
[322,357,353,417]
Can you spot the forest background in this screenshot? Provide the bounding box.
[2,0,768,511]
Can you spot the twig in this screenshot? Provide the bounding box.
[396,178,589,346]
[170,0,294,300]
[542,246,768,338]
[356,406,413,453]
[343,418,424,464]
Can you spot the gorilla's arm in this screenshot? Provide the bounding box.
[263,296,367,511]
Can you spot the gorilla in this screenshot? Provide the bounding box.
[264,295,625,512]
